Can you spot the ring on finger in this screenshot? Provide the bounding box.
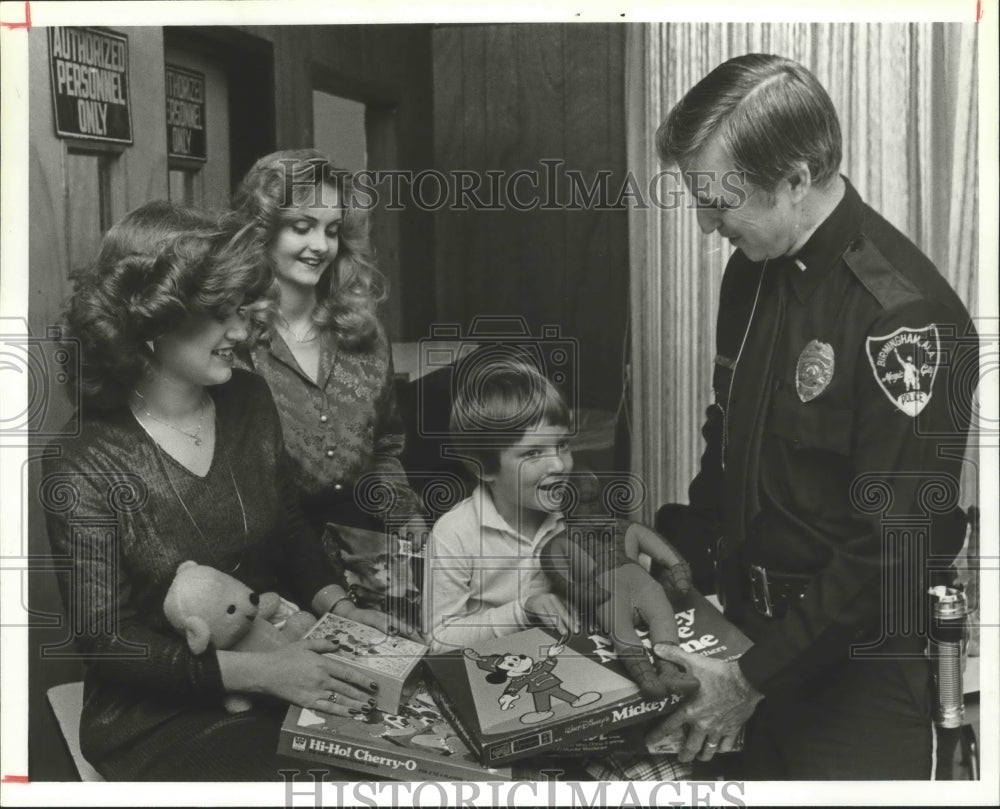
[704,741,719,749]
[328,692,339,704]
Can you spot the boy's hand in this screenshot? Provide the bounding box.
[399,516,431,555]
[523,593,580,636]
[623,522,693,596]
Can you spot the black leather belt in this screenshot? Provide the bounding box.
[748,565,812,618]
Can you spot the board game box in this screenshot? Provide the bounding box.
[278,681,513,781]
[303,611,426,714]
[423,627,671,766]
[424,588,751,765]
[555,588,753,755]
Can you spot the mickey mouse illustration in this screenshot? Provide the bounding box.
[464,638,601,724]
[323,628,379,657]
[378,700,465,757]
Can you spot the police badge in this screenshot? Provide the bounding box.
[796,340,835,402]
[865,324,940,416]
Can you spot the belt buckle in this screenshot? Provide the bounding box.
[749,564,773,617]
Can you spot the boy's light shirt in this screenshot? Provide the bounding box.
[424,484,566,652]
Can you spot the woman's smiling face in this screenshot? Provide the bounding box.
[270,182,343,292]
[152,305,250,388]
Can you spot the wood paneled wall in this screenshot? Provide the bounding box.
[28,27,170,388]
[432,24,629,413]
[234,24,435,343]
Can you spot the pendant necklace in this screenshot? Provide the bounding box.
[148,426,250,572]
[134,390,209,446]
[132,390,249,573]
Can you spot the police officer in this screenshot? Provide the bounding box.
[647,54,977,779]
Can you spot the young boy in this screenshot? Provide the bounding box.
[423,356,695,676]
[423,356,579,651]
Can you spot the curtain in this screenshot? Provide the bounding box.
[626,23,980,520]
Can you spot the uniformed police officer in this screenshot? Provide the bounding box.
[647,54,977,779]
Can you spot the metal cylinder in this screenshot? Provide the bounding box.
[928,585,969,729]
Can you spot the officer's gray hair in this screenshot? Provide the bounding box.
[656,53,842,193]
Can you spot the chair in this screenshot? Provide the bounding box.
[45,681,104,782]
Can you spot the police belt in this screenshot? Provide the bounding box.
[747,565,812,618]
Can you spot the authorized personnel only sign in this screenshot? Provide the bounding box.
[48,27,133,144]
[165,65,207,161]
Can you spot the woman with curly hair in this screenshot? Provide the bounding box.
[42,201,395,781]
[231,150,428,609]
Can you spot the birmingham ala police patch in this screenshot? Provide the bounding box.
[866,324,940,416]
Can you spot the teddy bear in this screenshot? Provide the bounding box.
[162,560,317,713]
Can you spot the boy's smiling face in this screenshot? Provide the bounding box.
[486,420,574,531]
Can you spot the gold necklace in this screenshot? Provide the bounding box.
[134,390,210,446]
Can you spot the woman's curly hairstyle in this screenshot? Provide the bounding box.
[231,148,387,351]
[63,200,272,410]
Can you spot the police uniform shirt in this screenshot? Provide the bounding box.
[690,178,976,696]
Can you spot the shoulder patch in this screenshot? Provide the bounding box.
[843,236,922,311]
[865,325,940,416]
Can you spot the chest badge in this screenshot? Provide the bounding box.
[866,324,940,417]
[796,340,835,402]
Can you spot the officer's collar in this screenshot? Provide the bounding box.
[782,176,863,302]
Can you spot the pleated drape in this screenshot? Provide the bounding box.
[627,23,980,518]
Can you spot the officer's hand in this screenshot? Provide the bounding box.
[645,643,763,763]
[623,522,693,596]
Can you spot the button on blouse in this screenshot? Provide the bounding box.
[238,324,421,524]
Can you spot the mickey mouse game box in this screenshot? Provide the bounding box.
[424,588,750,766]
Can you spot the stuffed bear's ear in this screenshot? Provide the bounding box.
[183,616,213,654]
[163,561,201,627]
